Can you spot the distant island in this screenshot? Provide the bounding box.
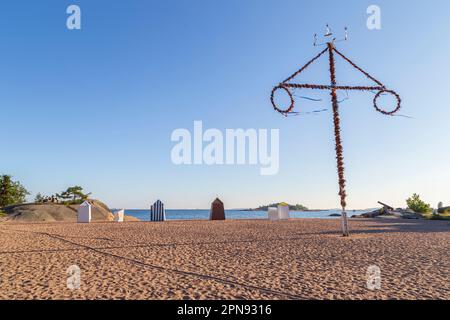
[245,203,309,212]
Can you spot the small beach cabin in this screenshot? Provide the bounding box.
[77,201,91,223]
[268,207,279,221]
[150,200,166,222]
[210,198,225,221]
[278,203,290,220]
[114,209,124,222]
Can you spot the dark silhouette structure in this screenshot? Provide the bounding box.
[210,198,225,221]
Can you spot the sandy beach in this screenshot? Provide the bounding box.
[0,218,448,300]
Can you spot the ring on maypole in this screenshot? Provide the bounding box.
[373,90,401,115]
[270,85,295,115]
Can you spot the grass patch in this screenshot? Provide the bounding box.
[0,210,7,217]
[60,199,85,205]
[422,213,450,221]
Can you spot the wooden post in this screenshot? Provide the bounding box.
[377,201,394,210]
[328,42,350,237]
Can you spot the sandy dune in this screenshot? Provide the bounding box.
[0,219,448,300]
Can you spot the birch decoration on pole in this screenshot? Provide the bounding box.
[270,26,402,237]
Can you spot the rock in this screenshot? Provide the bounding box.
[353,208,424,220]
[401,213,422,219]
[329,213,341,217]
[2,199,116,223]
[387,209,423,219]
[353,209,384,218]
[438,206,450,214]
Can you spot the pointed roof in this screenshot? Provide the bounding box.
[80,201,91,207]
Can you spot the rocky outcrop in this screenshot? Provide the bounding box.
[438,206,450,214]
[329,213,341,217]
[0,200,137,223]
[354,208,423,219]
[354,209,381,218]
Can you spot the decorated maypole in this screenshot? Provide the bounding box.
[270,26,401,236]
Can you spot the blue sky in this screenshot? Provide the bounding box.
[1,0,449,209]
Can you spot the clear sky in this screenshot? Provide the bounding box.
[1,0,449,209]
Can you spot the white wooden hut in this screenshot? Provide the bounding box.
[77,201,91,223]
[268,207,279,221]
[114,209,124,222]
[278,203,290,220]
[150,200,166,222]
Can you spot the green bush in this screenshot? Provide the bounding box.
[406,193,432,214]
[428,214,450,221]
[57,186,91,203]
[255,203,308,211]
[61,199,85,206]
[0,175,30,207]
[439,208,450,214]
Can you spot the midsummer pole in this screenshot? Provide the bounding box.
[270,26,401,237]
[327,41,349,236]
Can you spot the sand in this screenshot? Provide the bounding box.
[0,219,448,300]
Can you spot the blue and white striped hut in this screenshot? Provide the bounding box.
[150,200,166,222]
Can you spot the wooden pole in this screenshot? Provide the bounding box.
[328,42,350,237]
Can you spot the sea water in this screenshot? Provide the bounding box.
[124,209,372,221]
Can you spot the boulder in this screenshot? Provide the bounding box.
[353,209,384,218]
[438,206,450,214]
[329,213,341,217]
[1,199,121,223]
[353,208,423,220]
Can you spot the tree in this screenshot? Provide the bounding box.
[406,193,432,214]
[57,186,91,204]
[34,193,46,203]
[255,203,309,211]
[0,175,30,208]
